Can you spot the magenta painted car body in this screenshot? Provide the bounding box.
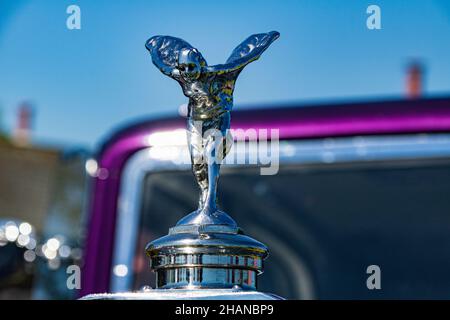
[80,96,450,296]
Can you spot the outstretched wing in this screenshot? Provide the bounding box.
[207,31,280,75]
[145,35,194,78]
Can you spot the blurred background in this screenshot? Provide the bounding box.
[0,0,450,299]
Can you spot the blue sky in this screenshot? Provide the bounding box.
[1,0,450,148]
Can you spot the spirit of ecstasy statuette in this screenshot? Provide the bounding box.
[146,31,279,230]
[145,32,280,291]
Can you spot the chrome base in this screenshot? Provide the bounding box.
[146,214,269,291]
[156,267,258,290]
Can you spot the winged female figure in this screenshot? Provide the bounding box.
[146,31,280,226]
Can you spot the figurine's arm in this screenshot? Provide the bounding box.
[145,35,192,81]
[205,57,258,75]
[150,47,179,78]
[206,31,280,76]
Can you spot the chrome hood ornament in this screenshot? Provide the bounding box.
[145,31,279,226]
[144,31,280,291]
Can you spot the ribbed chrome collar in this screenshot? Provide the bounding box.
[146,222,268,290]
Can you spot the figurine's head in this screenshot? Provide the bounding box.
[178,48,204,81]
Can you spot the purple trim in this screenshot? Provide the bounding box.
[80,119,182,296]
[80,97,450,296]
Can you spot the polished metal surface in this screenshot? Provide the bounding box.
[144,32,280,292]
[146,231,268,290]
[146,31,279,225]
[145,225,269,290]
[82,288,283,300]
